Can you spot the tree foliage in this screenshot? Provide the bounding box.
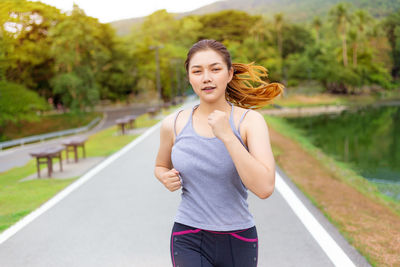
[0,81,50,126]
[1,1,399,122]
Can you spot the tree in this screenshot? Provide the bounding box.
[312,16,322,44]
[384,10,400,80]
[49,4,107,111]
[198,10,260,43]
[350,10,372,67]
[0,0,63,96]
[329,3,351,67]
[274,13,284,58]
[0,81,50,127]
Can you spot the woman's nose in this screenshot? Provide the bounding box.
[202,70,212,83]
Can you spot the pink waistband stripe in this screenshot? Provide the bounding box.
[172,229,202,236]
[203,228,248,235]
[172,229,257,242]
[230,233,258,242]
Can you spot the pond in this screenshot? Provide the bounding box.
[284,105,400,201]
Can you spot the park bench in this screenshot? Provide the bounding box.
[62,136,88,163]
[124,114,138,129]
[29,145,65,178]
[115,114,139,135]
[115,118,130,135]
[147,107,160,117]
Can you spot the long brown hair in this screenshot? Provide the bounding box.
[185,39,284,109]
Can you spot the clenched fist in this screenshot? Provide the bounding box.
[208,110,235,142]
[161,168,182,192]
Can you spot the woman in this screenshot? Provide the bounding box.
[154,39,283,267]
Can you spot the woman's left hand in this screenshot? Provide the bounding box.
[208,110,235,142]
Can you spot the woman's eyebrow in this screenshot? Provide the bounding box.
[190,62,222,69]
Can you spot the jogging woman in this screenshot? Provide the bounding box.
[154,39,284,267]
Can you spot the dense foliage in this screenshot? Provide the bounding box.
[0,81,50,126]
[1,0,399,121]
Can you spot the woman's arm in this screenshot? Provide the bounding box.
[154,113,182,192]
[222,110,275,199]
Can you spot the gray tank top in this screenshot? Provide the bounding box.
[171,102,255,231]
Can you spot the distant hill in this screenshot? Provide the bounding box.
[110,0,400,35]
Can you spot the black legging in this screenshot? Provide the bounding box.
[170,222,258,267]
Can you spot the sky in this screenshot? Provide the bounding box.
[31,0,221,23]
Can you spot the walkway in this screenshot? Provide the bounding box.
[0,100,370,266]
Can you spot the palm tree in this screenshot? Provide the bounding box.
[274,13,283,58]
[348,28,358,67]
[352,10,372,67]
[312,16,322,44]
[249,17,266,43]
[329,3,351,67]
[383,10,400,79]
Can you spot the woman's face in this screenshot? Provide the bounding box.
[188,49,233,102]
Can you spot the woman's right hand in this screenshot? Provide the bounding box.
[161,168,182,192]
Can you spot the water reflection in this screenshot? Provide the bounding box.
[285,105,400,199]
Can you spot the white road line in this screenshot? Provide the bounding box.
[0,120,163,245]
[276,172,356,267]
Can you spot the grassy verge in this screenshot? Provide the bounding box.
[0,105,175,234]
[0,112,103,141]
[265,115,400,266]
[266,115,400,216]
[0,160,76,233]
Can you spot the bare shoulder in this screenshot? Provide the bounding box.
[160,108,192,142]
[242,109,269,137]
[248,109,266,123]
[174,108,192,139]
[241,109,267,129]
[160,112,176,133]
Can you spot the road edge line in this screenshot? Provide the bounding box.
[276,171,356,267]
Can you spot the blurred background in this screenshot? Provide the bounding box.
[1,1,400,265]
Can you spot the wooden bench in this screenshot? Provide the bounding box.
[29,146,65,178]
[124,115,138,129]
[115,118,130,135]
[147,107,160,117]
[62,136,88,163]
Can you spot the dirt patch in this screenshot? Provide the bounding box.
[268,126,400,266]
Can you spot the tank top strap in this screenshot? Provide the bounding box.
[173,110,183,137]
[238,109,250,134]
[229,102,250,133]
[228,102,236,131]
[173,104,199,137]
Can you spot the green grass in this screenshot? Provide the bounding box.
[0,159,77,232]
[265,115,400,217]
[371,182,400,203]
[85,126,139,157]
[0,112,102,141]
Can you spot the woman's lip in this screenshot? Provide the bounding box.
[202,87,216,90]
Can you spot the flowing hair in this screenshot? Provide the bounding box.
[185,39,284,109]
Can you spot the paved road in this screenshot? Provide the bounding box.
[0,100,370,266]
[0,104,152,173]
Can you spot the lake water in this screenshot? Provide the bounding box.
[284,105,400,200]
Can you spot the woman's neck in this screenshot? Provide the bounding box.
[195,99,231,118]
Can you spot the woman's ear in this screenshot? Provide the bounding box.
[228,67,234,83]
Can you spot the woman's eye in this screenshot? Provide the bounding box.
[212,68,220,72]
[193,70,201,74]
